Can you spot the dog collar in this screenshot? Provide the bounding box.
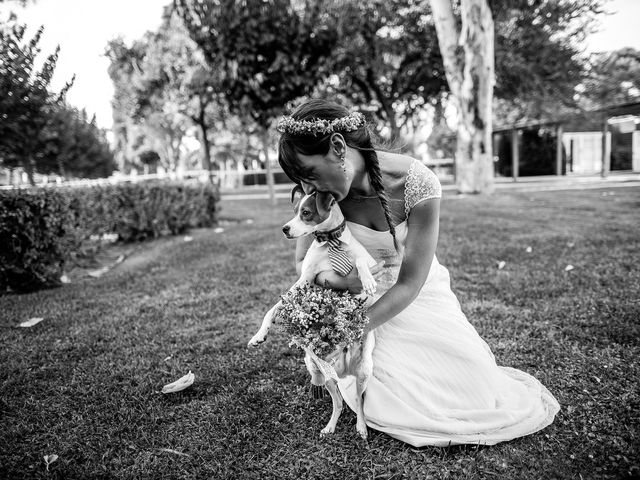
[313,221,347,243]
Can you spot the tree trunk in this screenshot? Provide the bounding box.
[430,0,495,193]
[57,156,66,180]
[25,159,36,186]
[261,128,277,206]
[197,96,215,185]
[375,95,399,141]
[387,107,400,142]
[367,71,400,141]
[200,123,214,185]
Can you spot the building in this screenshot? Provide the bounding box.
[492,101,640,179]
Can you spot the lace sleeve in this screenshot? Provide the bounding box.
[404,160,442,218]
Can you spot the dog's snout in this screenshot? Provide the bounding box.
[282,225,290,235]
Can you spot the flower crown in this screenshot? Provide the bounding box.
[276,111,365,136]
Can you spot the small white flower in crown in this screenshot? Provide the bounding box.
[277,112,365,136]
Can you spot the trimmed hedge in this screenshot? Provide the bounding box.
[0,182,220,292]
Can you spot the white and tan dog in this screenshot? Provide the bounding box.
[248,186,378,439]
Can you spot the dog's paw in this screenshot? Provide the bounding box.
[361,277,377,297]
[320,425,336,436]
[247,333,267,348]
[356,419,368,440]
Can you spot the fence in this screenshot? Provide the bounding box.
[0,168,297,191]
[1,162,456,192]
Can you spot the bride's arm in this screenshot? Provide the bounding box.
[363,198,440,334]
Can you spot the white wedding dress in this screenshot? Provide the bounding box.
[337,160,560,447]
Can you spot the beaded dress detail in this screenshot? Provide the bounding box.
[337,159,560,447]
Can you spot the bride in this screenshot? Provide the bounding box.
[276,98,559,447]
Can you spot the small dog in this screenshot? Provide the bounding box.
[248,186,378,438]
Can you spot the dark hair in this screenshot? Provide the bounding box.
[278,99,398,250]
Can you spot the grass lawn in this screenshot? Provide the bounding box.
[1,186,638,479]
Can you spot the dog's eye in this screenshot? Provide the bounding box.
[301,210,311,217]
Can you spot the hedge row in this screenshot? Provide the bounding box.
[0,182,220,292]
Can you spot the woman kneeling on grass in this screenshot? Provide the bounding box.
[277,98,560,447]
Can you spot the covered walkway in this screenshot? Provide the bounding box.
[492,101,640,181]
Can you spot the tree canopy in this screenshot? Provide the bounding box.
[174,0,339,128]
[579,47,640,109]
[1,13,114,183]
[490,0,606,123]
[325,0,606,130]
[321,0,446,139]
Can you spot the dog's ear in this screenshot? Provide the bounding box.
[315,191,336,215]
[291,184,305,204]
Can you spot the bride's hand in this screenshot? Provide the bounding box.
[314,261,385,294]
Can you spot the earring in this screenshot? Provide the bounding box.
[340,153,347,173]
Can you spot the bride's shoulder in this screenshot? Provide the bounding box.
[377,151,442,210]
[377,151,419,190]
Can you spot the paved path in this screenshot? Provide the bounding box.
[221,173,640,200]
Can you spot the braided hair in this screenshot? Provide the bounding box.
[278,99,398,251]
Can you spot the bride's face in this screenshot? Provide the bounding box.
[296,151,351,201]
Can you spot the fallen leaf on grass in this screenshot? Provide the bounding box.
[87,266,109,278]
[157,448,191,457]
[18,317,43,328]
[163,356,172,362]
[102,233,119,243]
[497,261,506,270]
[214,227,225,233]
[183,236,193,242]
[43,454,58,471]
[161,371,194,394]
[114,255,125,264]
[565,265,575,272]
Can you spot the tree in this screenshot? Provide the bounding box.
[175,0,339,204]
[133,8,227,180]
[320,0,601,159]
[430,0,494,193]
[427,0,606,192]
[579,47,640,109]
[37,105,116,179]
[107,36,186,174]
[490,0,605,124]
[0,14,73,184]
[106,36,190,174]
[105,37,146,173]
[321,0,447,141]
[106,8,229,179]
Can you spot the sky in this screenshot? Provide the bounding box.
[2,0,640,131]
[2,0,169,129]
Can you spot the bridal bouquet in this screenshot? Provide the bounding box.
[275,282,369,357]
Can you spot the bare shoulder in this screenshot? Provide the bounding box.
[376,151,417,197]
